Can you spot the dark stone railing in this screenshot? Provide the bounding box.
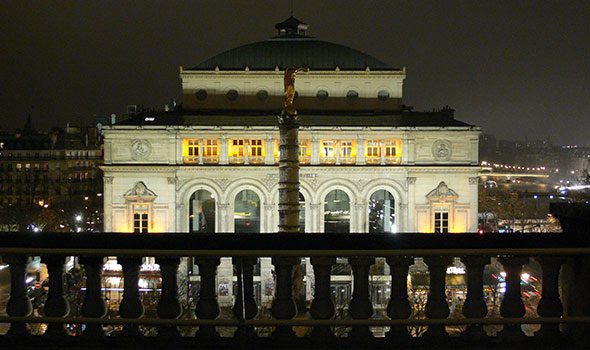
[1,230,590,349]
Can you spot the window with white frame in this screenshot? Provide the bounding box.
[231,139,245,157]
[433,206,449,233]
[366,140,380,157]
[203,139,218,157]
[187,139,199,157]
[340,141,353,158]
[249,139,263,157]
[321,140,335,157]
[133,210,149,233]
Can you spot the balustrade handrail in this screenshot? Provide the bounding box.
[0,231,589,257]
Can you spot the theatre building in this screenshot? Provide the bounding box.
[101,17,480,304]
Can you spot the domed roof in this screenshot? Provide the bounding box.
[189,17,394,71]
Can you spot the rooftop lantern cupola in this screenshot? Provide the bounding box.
[275,16,309,36]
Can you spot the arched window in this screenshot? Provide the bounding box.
[324,190,350,233]
[189,190,216,233]
[299,192,305,233]
[346,90,359,101]
[368,190,395,233]
[195,89,207,101]
[234,190,260,233]
[377,90,390,101]
[226,89,239,101]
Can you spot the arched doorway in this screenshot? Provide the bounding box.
[324,189,350,233]
[189,190,216,233]
[234,190,261,233]
[368,190,395,233]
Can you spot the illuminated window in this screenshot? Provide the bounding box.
[190,190,215,233]
[324,190,350,233]
[134,213,148,233]
[366,140,380,157]
[249,139,263,157]
[231,139,245,157]
[384,142,397,157]
[340,141,353,158]
[203,139,218,157]
[321,140,335,157]
[187,139,199,157]
[433,207,449,233]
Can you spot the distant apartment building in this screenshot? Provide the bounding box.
[0,117,103,209]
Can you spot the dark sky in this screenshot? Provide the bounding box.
[1,1,589,144]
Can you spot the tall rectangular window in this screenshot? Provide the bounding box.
[249,139,263,157]
[203,139,218,157]
[231,139,245,157]
[187,139,199,156]
[321,140,335,157]
[366,140,380,157]
[434,207,449,233]
[134,213,148,233]
[340,141,353,158]
[384,142,397,157]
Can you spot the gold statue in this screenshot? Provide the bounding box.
[283,66,308,116]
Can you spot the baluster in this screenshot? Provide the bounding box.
[79,256,106,337]
[498,257,528,340]
[156,257,181,337]
[5,255,32,336]
[348,256,375,338]
[309,256,336,339]
[423,256,452,338]
[42,256,70,337]
[535,256,565,339]
[232,257,258,338]
[194,257,221,339]
[461,256,490,339]
[271,257,298,338]
[385,256,413,340]
[118,257,144,337]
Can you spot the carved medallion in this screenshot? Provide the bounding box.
[131,139,152,160]
[432,140,452,160]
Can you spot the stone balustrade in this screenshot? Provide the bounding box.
[0,231,589,348]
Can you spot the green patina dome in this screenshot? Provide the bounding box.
[189,16,394,71]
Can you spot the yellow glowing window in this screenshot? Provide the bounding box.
[366,140,380,157]
[231,139,245,157]
[187,139,199,156]
[385,142,397,157]
[340,141,353,157]
[321,141,335,157]
[300,143,309,157]
[249,139,264,157]
[203,139,218,157]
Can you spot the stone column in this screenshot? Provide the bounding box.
[80,256,106,337]
[309,203,321,233]
[380,141,386,165]
[5,256,32,336]
[348,256,375,338]
[423,256,452,338]
[335,140,341,165]
[498,257,529,340]
[356,136,366,165]
[103,176,113,231]
[385,256,413,339]
[219,135,229,165]
[265,135,275,165]
[198,139,203,165]
[244,139,250,165]
[406,177,416,232]
[461,256,489,339]
[468,177,479,232]
[311,135,320,165]
[354,202,366,233]
[309,257,336,339]
[217,203,230,232]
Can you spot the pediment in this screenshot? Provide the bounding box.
[426,181,458,202]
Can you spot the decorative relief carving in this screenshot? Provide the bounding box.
[426,181,459,202]
[309,203,321,210]
[469,177,479,184]
[167,177,177,185]
[103,176,113,184]
[432,139,452,160]
[263,175,277,191]
[130,139,152,160]
[214,178,231,190]
[124,181,157,202]
[355,178,368,191]
[264,203,275,211]
[407,177,417,185]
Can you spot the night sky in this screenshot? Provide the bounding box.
[1,1,588,145]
